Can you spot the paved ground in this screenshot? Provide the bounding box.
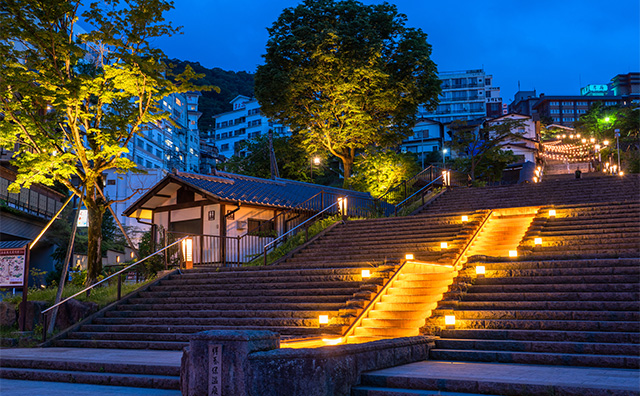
[0,379,182,396]
[0,347,183,366]
[366,360,640,392]
[0,348,183,396]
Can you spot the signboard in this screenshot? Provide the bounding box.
[581,84,609,96]
[208,344,222,396]
[0,248,27,287]
[77,209,88,227]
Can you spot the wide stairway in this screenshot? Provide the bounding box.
[425,173,639,213]
[352,178,640,396]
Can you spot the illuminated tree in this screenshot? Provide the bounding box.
[350,149,420,202]
[254,0,440,187]
[0,0,209,285]
[448,119,525,181]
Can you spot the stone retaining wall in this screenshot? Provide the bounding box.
[181,330,434,396]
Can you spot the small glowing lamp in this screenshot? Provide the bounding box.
[116,256,121,263]
[444,315,456,326]
[603,140,609,146]
[590,138,595,143]
[322,337,342,345]
[509,250,518,257]
[440,242,448,249]
[533,176,538,183]
[475,266,485,275]
[581,138,587,144]
[319,315,329,325]
[461,215,469,222]
[534,237,542,245]
[595,144,601,150]
[549,209,556,217]
[361,269,371,278]
[313,157,321,165]
[569,134,574,139]
[576,133,581,138]
[562,134,566,138]
[130,251,135,258]
[619,171,624,176]
[405,253,414,260]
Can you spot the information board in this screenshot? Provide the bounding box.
[0,248,27,287]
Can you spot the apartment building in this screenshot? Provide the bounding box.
[212,96,290,160]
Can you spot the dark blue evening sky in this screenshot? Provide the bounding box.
[151,0,640,103]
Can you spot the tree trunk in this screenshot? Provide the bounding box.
[85,197,105,287]
[342,159,353,189]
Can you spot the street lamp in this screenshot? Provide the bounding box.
[442,148,448,168]
[615,129,621,172]
[310,156,321,182]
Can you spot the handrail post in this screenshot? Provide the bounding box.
[117,273,122,300]
[42,312,47,342]
[237,237,240,265]
[263,246,267,266]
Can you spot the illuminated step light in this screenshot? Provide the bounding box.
[405,253,414,260]
[581,138,587,144]
[533,176,538,183]
[590,138,596,143]
[444,315,456,326]
[361,269,371,278]
[440,242,448,249]
[569,134,574,139]
[619,171,624,176]
[534,237,542,245]
[549,209,556,217]
[603,140,609,146]
[461,215,469,222]
[318,315,329,325]
[509,250,518,257]
[475,266,485,276]
[322,337,342,345]
[576,133,581,138]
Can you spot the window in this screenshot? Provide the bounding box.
[564,117,575,122]
[146,160,152,168]
[175,97,182,106]
[553,117,560,122]
[156,148,162,157]
[562,109,573,114]
[136,156,143,164]
[146,143,152,152]
[562,101,573,106]
[605,101,617,106]
[577,102,587,106]
[221,143,229,151]
[550,101,559,106]
[550,109,560,114]
[107,179,116,186]
[577,109,587,114]
[136,138,144,148]
[248,219,276,237]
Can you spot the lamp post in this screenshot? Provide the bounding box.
[614,129,621,172]
[442,148,448,168]
[310,156,321,182]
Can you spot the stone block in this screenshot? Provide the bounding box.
[0,301,17,328]
[55,299,98,330]
[18,300,48,331]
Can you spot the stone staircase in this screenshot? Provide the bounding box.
[464,208,537,258]
[426,201,640,369]
[424,173,639,213]
[50,265,396,351]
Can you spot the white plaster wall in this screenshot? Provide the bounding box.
[171,207,201,222]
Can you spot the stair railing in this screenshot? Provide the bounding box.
[394,175,443,216]
[40,236,189,342]
[258,199,342,266]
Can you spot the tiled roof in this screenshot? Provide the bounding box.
[172,171,373,209]
[0,240,30,249]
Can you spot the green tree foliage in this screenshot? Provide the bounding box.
[0,0,209,285]
[448,119,525,181]
[350,149,420,202]
[168,59,254,131]
[222,132,323,182]
[254,0,440,186]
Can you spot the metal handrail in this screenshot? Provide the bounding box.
[263,200,340,252]
[394,175,443,213]
[378,165,437,203]
[42,236,189,316]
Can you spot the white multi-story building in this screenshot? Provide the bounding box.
[419,69,503,124]
[104,91,202,238]
[212,96,290,160]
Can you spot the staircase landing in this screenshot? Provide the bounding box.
[353,360,640,396]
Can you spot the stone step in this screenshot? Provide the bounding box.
[105,309,341,319]
[361,317,426,328]
[128,295,356,305]
[368,310,430,320]
[475,274,639,285]
[92,316,318,327]
[353,326,419,337]
[435,338,640,356]
[0,367,180,390]
[428,349,639,369]
[179,266,390,277]
[466,283,639,293]
[439,329,640,344]
[156,278,367,288]
[448,318,640,332]
[480,266,640,277]
[451,309,639,322]
[76,323,338,336]
[117,302,349,311]
[142,286,367,297]
[454,300,640,311]
[51,339,189,350]
[374,301,438,312]
[352,386,501,395]
[458,291,639,302]
[0,357,179,376]
[476,258,640,271]
[386,286,449,296]
[380,294,443,304]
